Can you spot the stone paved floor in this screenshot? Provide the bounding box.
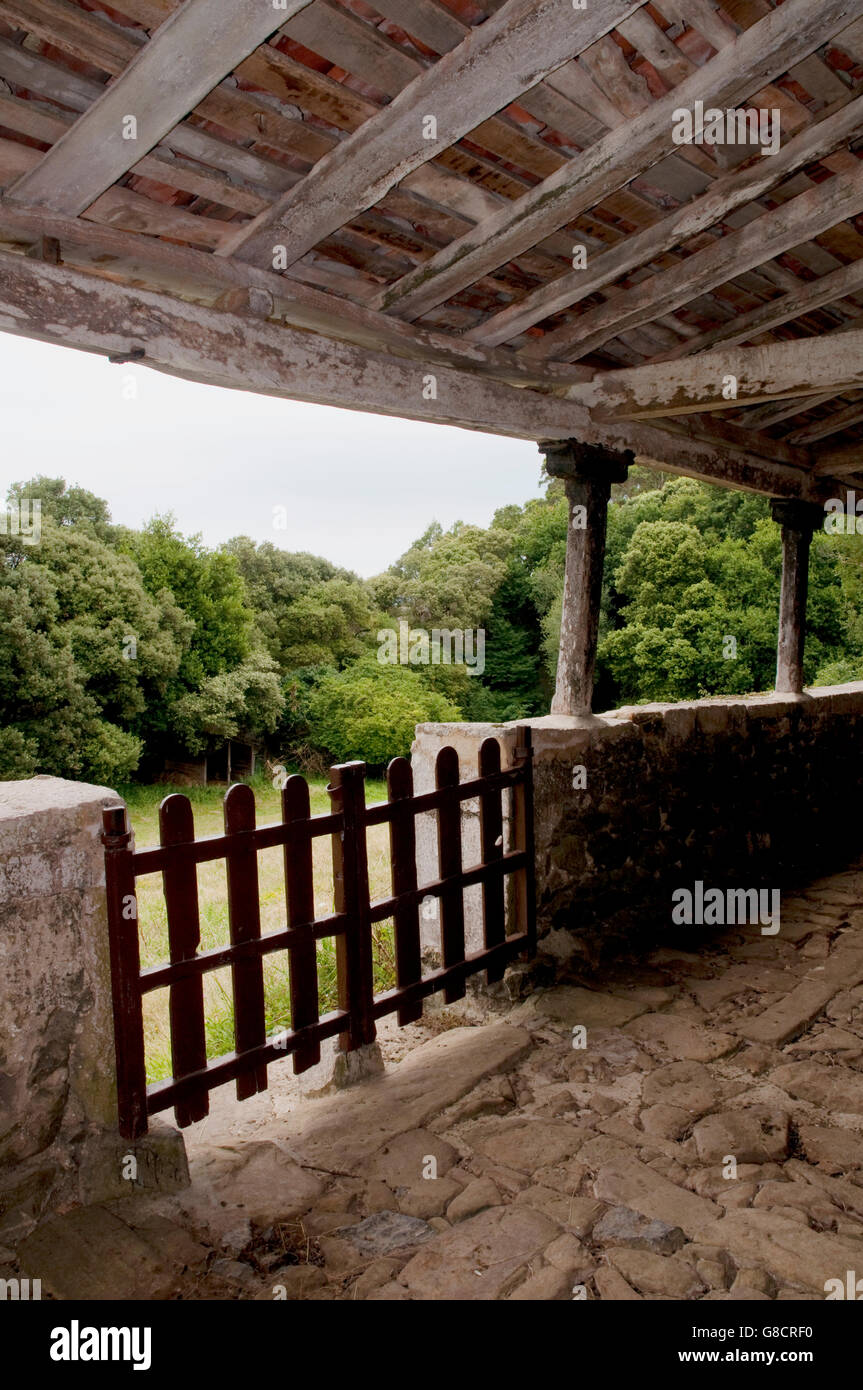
[12,862,863,1301]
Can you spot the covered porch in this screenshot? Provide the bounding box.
[4,0,863,1309]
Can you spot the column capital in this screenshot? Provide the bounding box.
[539,439,633,486]
[769,497,824,534]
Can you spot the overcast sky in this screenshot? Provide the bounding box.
[0,331,545,577]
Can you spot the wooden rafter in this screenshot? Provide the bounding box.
[646,257,863,365]
[468,94,863,348]
[788,395,863,445]
[739,394,843,431]
[525,163,863,364]
[3,0,313,217]
[217,0,645,267]
[0,35,299,199]
[372,0,863,321]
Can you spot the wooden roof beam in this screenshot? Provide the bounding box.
[738,394,842,431]
[787,395,863,445]
[529,159,863,364]
[3,0,313,216]
[217,0,646,267]
[374,0,863,321]
[0,247,821,501]
[814,444,863,476]
[0,33,298,201]
[567,333,863,420]
[0,198,592,389]
[646,257,863,364]
[468,93,863,348]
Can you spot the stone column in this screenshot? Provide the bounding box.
[0,777,187,1244]
[770,499,823,695]
[541,440,632,716]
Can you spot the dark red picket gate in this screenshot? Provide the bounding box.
[102,729,535,1139]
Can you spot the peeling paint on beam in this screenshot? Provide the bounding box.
[567,334,863,421]
[0,251,825,500]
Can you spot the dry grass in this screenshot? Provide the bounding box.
[121,778,394,1083]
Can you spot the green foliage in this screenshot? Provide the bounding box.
[8,474,113,539]
[224,538,377,669]
[171,653,285,754]
[307,658,462,765]
[7,465,863,783]
[0,514,173,782]
[372,519,511,628]
[120,515,251,682]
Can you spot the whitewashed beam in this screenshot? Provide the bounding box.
[0,247,610,441]
[218,0,645,266]
[568,333,863,420]
[0,248,820,499]
[5,0,313,216]
[0,199,592,389]
[469,93,863,348]
[531,159,863,363]
[375,0,863,321]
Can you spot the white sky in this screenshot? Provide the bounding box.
[0,331,544,577]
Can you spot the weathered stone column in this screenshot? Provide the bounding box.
[541,440,632,716]
[0,777,188,1244]
[770,499,823,694]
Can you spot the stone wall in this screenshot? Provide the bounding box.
[0,777,187,1245]
[412,684,863,968]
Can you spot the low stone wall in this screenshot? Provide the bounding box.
[0,777,187,1244]
[412,684,863,967]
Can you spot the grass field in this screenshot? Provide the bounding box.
[120,778,394,1083]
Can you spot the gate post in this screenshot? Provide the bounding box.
[102,806,148,1140]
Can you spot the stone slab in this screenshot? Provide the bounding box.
[281,1025,531,1174]
[769,1062,863,1117]
[590,1155,721,1239]
[17,1204,208,1301]
[471,1117,588,1176]
[534,987,647,1031]
[735,946,863,1046]
[694,1208,863,1296]
[625,1014,736,1062]
[397,1204,560,1301]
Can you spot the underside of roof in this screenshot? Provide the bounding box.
[2,0,863,502]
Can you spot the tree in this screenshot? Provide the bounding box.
[306,658,461,765]
[0,514,180,782]
[118,516,283,760]
[171,654,285,754]
[372,519,511,629]
[7,474,113,540]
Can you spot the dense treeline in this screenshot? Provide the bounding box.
[3,469,863,783]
